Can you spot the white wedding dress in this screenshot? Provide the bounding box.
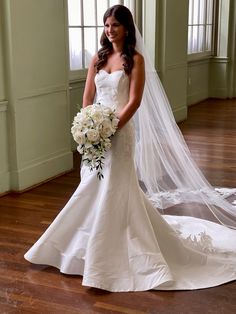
[24,69,236,292]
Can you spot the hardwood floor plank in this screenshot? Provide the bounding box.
[94,301,147,314]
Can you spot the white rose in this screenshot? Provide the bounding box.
[81,116,93,128]
[86,129,100,143]
[72,129,86,145]
[91,110,104,124]
[100,120,114,138]
[74,112,85,123]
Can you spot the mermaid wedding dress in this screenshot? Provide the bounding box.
[24,69,236,292]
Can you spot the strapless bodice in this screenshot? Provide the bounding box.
[94,70,130,112]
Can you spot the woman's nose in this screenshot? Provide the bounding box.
[108,25,113,32]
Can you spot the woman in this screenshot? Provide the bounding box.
[25,5,236,292]
[82,7,145,129]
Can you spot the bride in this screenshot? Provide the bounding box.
[24,5,236,292]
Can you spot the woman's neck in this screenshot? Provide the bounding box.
[112,42,124,54]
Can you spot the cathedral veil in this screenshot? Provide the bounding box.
[133,26,236,229]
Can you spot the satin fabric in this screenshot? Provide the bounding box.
[25,70,236,292]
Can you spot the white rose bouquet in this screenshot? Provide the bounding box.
[71,103,119,179]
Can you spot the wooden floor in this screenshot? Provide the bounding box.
[0,98,236,314]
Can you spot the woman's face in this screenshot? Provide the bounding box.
[104,16,127,44]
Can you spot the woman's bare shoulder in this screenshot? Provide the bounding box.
[133,51,145,67]
[134,50,144,63]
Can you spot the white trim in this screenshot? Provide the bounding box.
[188,52,213,62]
[210,56,229,64]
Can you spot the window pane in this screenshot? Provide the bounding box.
[97,1,109,26]
[206,25,212,51]
[198,25,205,51]
[84,28,96,67]
[68,0,81,26]
[188,26,193,53]
[69,28,82,70]
[84,0,96,26]
[199,0,206,24]
[193,0,199,24]
[192,25,199,53]
[188,0,193,24]
[207,0,214,24]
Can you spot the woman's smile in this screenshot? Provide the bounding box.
[104,16,126,43]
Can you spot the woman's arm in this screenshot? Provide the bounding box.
[82,55,98,108]
[117,53,145,129]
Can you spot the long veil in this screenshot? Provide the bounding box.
[133,26,236,229]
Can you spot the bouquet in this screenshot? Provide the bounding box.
[71,103,119,179]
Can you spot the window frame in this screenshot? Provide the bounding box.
[187,0,218,61]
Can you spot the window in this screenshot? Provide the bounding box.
[188,0,216,56]
[67,0,136,72]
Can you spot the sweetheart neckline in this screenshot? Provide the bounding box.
[99,69,124,75]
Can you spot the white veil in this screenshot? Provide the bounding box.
[133,26,236,229]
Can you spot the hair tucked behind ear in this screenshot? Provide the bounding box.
[95,5,136,75]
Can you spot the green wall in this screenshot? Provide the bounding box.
[0,0,73,193]
[143,0,189,121]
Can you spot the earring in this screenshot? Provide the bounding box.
[126,31,128,36]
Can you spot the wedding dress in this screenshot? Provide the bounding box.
[24,69,236,292]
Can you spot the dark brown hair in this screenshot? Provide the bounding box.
[95,5,136,74]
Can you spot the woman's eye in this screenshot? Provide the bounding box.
[104,23,120,28]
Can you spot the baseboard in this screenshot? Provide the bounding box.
[0,171,10,194]
[187,90,209,106]
[173,105,188,122]
[10,151,73,191]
